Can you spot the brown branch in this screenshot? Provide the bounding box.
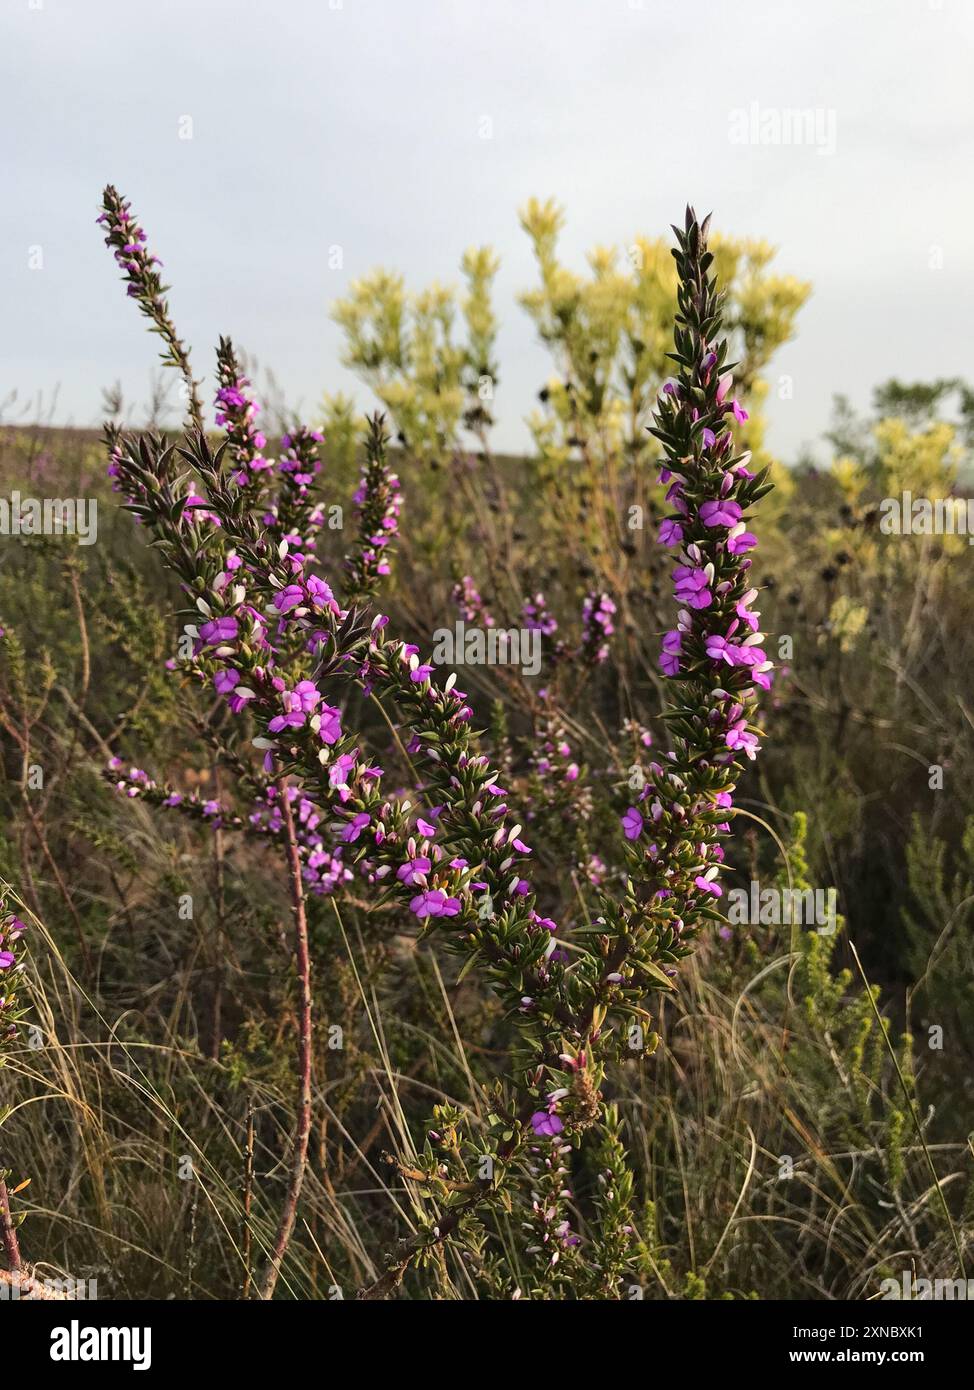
[68,562,91,710]
[0,1176,23,1273]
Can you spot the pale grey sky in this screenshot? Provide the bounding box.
[3,0,973,460]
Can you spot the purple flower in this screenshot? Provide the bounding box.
[306,575,338,613]
[660,629,682,676]
[727,525,757,556]
[622,807,644,841]
[741,647,774,690]
[530,1110,564,1138]
[199,616,239,645]
[268,709,305,733]
[700,499,743,529]
[318,704,342,745]
[705,634,747,667]
[672,565,712,610]
[658,518,683,546]
[736,599,760,631]
[409,888,462,919]
[274,585,305,615]
[694,874,722,897]
[341,812,370,843]
[726,720,760,760]
[292,679,320,714]
[397,856,432,885]
[328,751,356,793]
[213,668,240,695]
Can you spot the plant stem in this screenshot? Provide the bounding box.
[241,1098,256,1300]
[257,777,313,1299]
[0,1176,22,1273]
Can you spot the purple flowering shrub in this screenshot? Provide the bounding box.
[89,190,778,1297]
[1,189,970,1302]
[0,898,27,1047]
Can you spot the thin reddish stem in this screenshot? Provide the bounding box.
[0,1177,23,1273]
[258,777,313,1299]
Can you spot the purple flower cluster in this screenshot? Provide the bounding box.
[0,902,28,1044]
[107,759,235,826]
[523,1108,581,1276]
[452,575,495,627]
[580,592,616,664]
[345,417,403,600]
[532,724,581,787]
[521,592,558,637]
[248,785,354,896]
[656,431,773,732]
[96,200,160,300]
[97,187,203,430]
[214,344,273,485]
[617,206,772,918]
[278,427,324,495]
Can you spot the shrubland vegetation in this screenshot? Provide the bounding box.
[0,195,971,1300]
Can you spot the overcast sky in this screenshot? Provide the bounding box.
[3,0,973,461]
